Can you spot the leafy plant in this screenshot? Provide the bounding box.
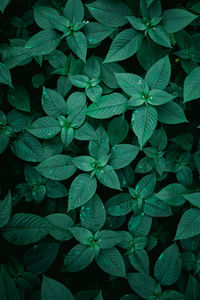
[0,0,200,299]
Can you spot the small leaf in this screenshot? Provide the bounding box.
[0,62,12,86]
[107,115,129,146]
[27,117,61,139]
[96,165,121,190]
[109,144,139,169]
[156,183,188,206]
[46,213,74,241]
[127,272,156,299]
[42,87,67,117]
[67,31,87,62]
[105,193,132,216]
[158,101,188,124]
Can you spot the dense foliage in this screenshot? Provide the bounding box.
[0,0,200,299]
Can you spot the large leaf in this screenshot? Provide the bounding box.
[86,0,131,27]
[132,105,158,149]
[63,0,84,24]
[0,192,12,228]
[115,72,148,97]
[157,101,188,124]
[162,9,197,33]
[27,117,61,139]
[104,29,143,63]
[11,132,44,162]
[145,56,171,90]
[8,84,30,112]
[34,6,60,30]
[107,115,129,146]
[66,31,87,62]
[105,193,132,216]
[156,183,188,206]
[2,213,49,245]
[144,195,172,217]
[175,208,200,240]
[46,213,74,241]
[184,67,200,103]
[96,247,126,277]
[35,155,76,180]
[96,165,121,190]
[42,87,67,117]
[80,194,106,232]
[87,93,128,119]
[128,249,150,274]
[25,29,60,55]
[0,267,21,300]
[62,244,96,272]
[68,174,97,210]
[41,275,75,300]
[109,144,139,169]
[84,22,114,45]
[127,272,156,299]
[154,243,182,286]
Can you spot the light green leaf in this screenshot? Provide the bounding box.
[74,122,97,140]
[96,247,126,277]
[96,165,121,190]
[8,84,30,112]
[145,56,171,90]
[69,74,89,88]
[109,144,139,169]
[63,0,84,24]
[66,31,87,62]
[154,243,182,286]
[115,72,148,97]
[104,29,143,63]
[84,22,114,45]
[25,29,60,55]
[184,67,200,103]
[175,208,200,240]
[27,117,61,139]
[86,0,131,27]
[0,63,12,87]
[184,193,200,208]
[87,93,128,119]
[132,105,158,149]
[162,9,197,33]
[158,101,188,124]
[46,213,74,241]
[42,87,67,117]
[127,272,156,299]
[35,154,76,180]
[148,89,175,106]
[68,173,97,210]
[96,230,122,249]
[2,213,49,245]
[89,125,109,160]
[148,25,171,48]
[41,275,75,300]
[69,227,93,245]
[156,183,188,206]
[11,132,44,162]
[0,191,12,228]
[72,156,95,171]
[62,244,96,272]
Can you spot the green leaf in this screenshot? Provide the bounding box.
[107,115,129,146]
[136,173,156,199]
[42,87,67,117]
[84,22,114,45]
[86,0,131,27]
[115,72,148,97]
[80,194,106,232]
[11,132,44,162]
[109,144,139,169]
[66,31,87,62]
[127,272,156,299]
[148,25,171,48]
[185,275,200,300]
[101,62,125,89]
[148,89,175,106]
[62,244,96,272]
[2,213,49,245]
[68,227,93,245]
[96,247,126,277]
[89,125,109,160]
[96,165,121,190]
[27,117,61,139]
[87,93,128,119]
[144,195,172,217]
[69,74,89,88]
[0,191,12,228]
[184,193,200,208]
[63,0,84,24]
[161,290,185,300]
[128,249,149,274]
[68,173,97,210]
[184,67,200,103]
[0,0,10,13]
[157,101,188,124]
[1,46,31,69]
[96,230,122,249]
[72,156,95,171]
[34,6,60,30]
[106,193,132,216]
[154,243,182,286]
[46,213,74,241]
[41,275,75,300]
[132,105,158,149]
[0,267,21,300]
[156,183,188,206]
[145,56,171,90]
[104,29,143,63]
[35,155,76,181]
[162,9,197,33]
[8,84,30,112]
[0,62,12,87]
[175,208,200,240]
[25,29,60,55]
[75,122,97,140]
